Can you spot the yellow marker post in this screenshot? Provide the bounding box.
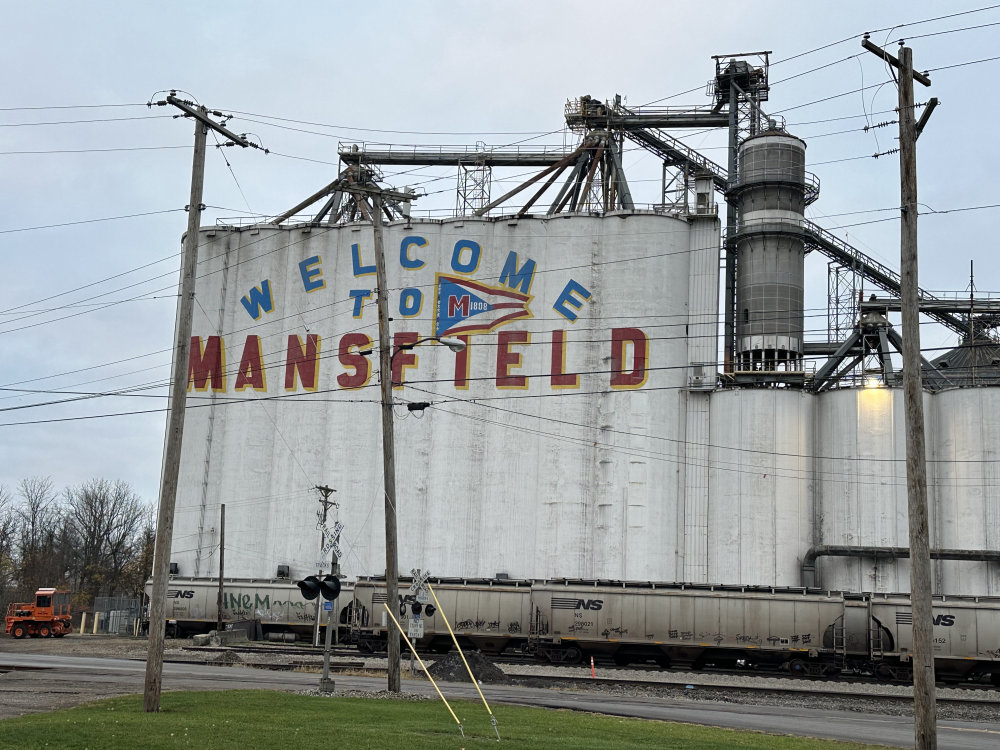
[382,604,464,738]
[426,582,501,741]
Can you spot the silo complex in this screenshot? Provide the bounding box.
[166,115,1000,598]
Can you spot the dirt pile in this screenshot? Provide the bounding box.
[212,649,243,664]
[426,652,507,684]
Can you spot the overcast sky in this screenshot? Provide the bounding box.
[2,1,998,507]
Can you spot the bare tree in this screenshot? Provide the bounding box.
[65,479,151,601]
[120,518,156,599]
[0,485,19,608]
[15,477,64,597]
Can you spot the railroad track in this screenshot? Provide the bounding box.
[184,643,1000,696]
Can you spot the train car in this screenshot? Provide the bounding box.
[353,576,533,655]
[867,593,1000,684]
[144,576,355,641]
[531,580,854,672]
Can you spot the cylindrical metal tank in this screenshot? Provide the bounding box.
[705,389,812,586]
[731,129,817,372]
[930,388,1000,595]
[813,387,911,592]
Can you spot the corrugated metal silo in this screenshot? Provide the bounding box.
[931,388,1000,594]
[730,128,817,372]
[813,387,911,592]
[705,389,812,585]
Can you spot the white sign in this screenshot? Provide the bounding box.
[408,618,424,639]
[416,590,432,605]
[409,568,431,594]
[321,521,344,557]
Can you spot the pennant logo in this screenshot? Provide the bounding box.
[434,274,532,336]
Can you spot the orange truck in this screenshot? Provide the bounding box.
[4,588,73,638]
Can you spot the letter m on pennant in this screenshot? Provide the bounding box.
[448,295,470,317]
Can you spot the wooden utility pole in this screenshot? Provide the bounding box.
[143,109,207,713]
[143,95,255,713]
[371,193,402,693]
[863,37,937,749]
[343,180,416,693]
[216,503,225,633]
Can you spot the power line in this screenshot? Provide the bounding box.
[0,115,173,127]
[0,208,183,236]
[0,103,147,111]
[0,145,189,155]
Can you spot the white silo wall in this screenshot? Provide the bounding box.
[168,212,710,582]
[705,389,812,585]
[813,387,912,592]
[930,388,1000,595]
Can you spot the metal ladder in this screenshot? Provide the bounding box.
[832,621,847,670]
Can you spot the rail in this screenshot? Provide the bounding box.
[727,168,820,205]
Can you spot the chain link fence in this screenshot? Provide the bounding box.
[89,596,142,636]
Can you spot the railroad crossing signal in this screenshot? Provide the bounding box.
[321,521,344,559]
[410,568,432,604]
[410,569,432,591]
[297,575,341,601]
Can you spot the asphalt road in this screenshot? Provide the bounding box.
[3,652,1000,748]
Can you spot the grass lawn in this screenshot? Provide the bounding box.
[0,690,887,750]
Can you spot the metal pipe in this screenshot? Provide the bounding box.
[801,545,1000,588]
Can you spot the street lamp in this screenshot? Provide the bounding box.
[374,333,466,692]
[401,336,467,353]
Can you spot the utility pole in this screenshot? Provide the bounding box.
[216,503,225,633]
[344,181,418,694]
[371,193,402,693]
[144,94,257,713]
[863,36,937,749]
[314,485,337,647]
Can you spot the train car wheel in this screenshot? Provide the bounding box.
[788,659,808,676]
[38,625,51,638]
[11,624,27,639]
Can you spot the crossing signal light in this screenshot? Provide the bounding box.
[297,574,342,601]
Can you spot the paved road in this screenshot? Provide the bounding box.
[3,653,1000,748]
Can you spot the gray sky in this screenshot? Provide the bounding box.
[2,1,998,506]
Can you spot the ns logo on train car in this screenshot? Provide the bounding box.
[552,597,603,611]
[896,611,955,626]
[167,590,195,599]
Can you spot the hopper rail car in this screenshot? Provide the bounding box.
[145,577,361,642]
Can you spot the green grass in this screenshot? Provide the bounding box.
[0,690,886,750]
